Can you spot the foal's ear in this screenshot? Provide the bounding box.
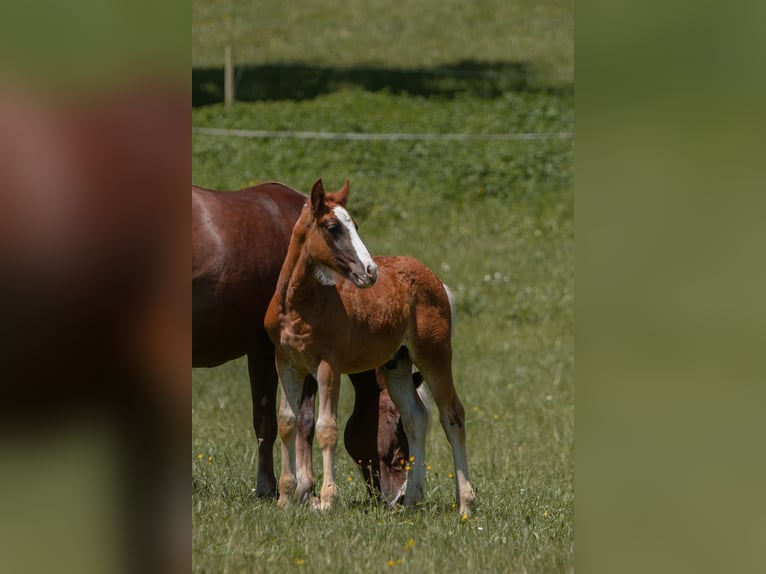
[310,179,327,218]
[335,179,349,207]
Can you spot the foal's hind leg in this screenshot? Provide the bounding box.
[409,348,476,516]
[296,375,318,505]
[381,348,429,508]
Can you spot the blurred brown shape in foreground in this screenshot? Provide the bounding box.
[0,79,189,574]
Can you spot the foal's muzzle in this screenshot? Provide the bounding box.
[350,262,377,288]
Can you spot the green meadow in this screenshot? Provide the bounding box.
[193,2,573,572]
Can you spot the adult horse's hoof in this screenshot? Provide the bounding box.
[254,485,278,500]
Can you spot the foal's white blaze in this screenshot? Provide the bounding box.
[333,206,378,276]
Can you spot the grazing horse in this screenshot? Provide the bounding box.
[192,182,413,503]
[265,179,476,515]
[345,368,426,504]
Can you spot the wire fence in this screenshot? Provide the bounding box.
[192,127,573,142]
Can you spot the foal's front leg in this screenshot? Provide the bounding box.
[315,360,342,510]
[275,357,308,507]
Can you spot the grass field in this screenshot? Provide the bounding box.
[193,2,573,572]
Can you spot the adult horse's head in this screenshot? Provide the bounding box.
[307,179,378,288]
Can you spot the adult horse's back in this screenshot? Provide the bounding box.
[193,183,302,365]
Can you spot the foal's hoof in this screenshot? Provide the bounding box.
[458,492,477,517]
[319,498,339,512]
[318,484,339,511]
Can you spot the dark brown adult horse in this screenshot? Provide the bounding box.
[192,182,411,503]
[265,179,476,515]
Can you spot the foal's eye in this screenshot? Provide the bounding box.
[325,222,341,235]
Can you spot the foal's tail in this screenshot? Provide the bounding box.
[412,367,431,431]
[443,283,456,336]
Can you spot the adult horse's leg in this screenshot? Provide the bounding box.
[380,347,429,508]
[315,360,342,510]
[247,352,278,499]
[347,368,417,506]
[345,371,383,497]
[275,357,309,506]
[296,375,318,505]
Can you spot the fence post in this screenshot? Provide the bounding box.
[224,45,234,108]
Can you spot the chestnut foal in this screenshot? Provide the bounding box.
[265,179,476,515]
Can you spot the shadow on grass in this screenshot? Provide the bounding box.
[192,60,565,107]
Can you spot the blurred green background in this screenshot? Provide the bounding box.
[577,0,766,572]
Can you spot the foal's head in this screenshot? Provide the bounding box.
[305,179,378,288]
